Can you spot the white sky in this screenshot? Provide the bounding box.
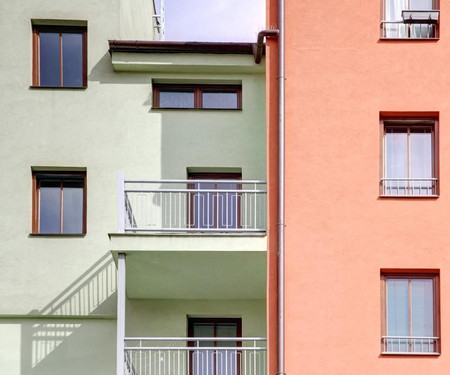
[154,0,266,42]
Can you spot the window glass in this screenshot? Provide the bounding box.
[159,91,195,108]
[39,180,61,233]
[382,0,438,38]
[62,180,84,234]
[410,0,433,9]
[62,33,83,87]
[410,128,432,179]
[33,25,86,87]
[385,128,408,179]
[411,279,434,337]
[33,172,86,234]
[216,324,237,347]
[386,279,409,337]
[154,85,241,109]
[382,121,436,196]
[39,33,60,86]
[202,92,238,109]
[190,173,241,229]
[383,274,438,354]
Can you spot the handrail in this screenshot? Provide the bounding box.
[382,335,439,339]
[381,178,437,181]
[125,179,266,184]
[126,337,266,341]
[120,176,267,232]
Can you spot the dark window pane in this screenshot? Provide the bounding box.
[62,33,83,87]
[193,182,215,228]
[193,323,214,347]
[159,91,195,108]
[202,91,238,109]
[217,182,239,228]
[62,180,83,234]
[216,324,237,346]
[39,181,61,233]
[39,33,60,86]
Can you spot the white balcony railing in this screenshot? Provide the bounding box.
[380,178,438,197]
[380,21,438,39]
[118,176,267,233]
[382,336,439,354]
[124,337,267,375]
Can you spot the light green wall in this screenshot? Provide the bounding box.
[0,0,266,316]
[126,299,266,337]
[0,319,116,375]
[0,1,267,373]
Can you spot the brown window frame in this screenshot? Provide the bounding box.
[188,172,242,229]
[380,270,440,355]
[379,115,439,197]
[153,84,242,109]
[188,317,242,375]
[32,25,87,88]
[32,171,87,234]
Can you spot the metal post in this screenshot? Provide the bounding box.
[160,0,165,41]
[118,172,125,233]
[278,0,286,373]
[117,253,126,375]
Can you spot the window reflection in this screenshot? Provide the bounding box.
[159,91,195,108]
[35,173,85,234]
[34,26,86,87]
[202,92,238,109]
[383,123,435,196]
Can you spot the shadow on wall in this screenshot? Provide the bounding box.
[21,253,117,375]
[88,52,153,87]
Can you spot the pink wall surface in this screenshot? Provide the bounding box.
[268,0,450,373]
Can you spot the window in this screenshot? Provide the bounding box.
[188,318,242,375]
[381,271,440,354]
[32,171,86,234]
[153,84,242,109]
[380,116,438,196]
[381,0,439,39]
[188,172,241,229]
[32,24,87,87]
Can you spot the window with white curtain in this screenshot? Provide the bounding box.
[381,273,439,354]
[382,0,439,39]
[380,118,438,197]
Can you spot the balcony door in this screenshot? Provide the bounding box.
[188,173,241,229]
[188,318,242,375]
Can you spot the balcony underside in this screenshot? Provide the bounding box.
[111,246,266,300]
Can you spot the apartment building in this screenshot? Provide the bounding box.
[267,0,450,373]
[0,1,268,374]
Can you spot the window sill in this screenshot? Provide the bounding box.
[379,37,439,41]
[29,233,86,237]
[29,85,87,90]
[151,107,242,111]
[381,352,440,356]
[379,195,439,198]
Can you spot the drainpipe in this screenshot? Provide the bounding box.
[253,29,279,64]
[277,0,286,374]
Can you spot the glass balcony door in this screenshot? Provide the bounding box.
[189,318,242,375]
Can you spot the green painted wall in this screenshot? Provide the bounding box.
[0,0,267,373]
[0,319,116,375]
[127,299,266,338]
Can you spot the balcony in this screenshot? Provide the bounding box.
[380,178,438,197]
[382,336,439,355]
[124,337,267,375]
[118,175,267,233]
